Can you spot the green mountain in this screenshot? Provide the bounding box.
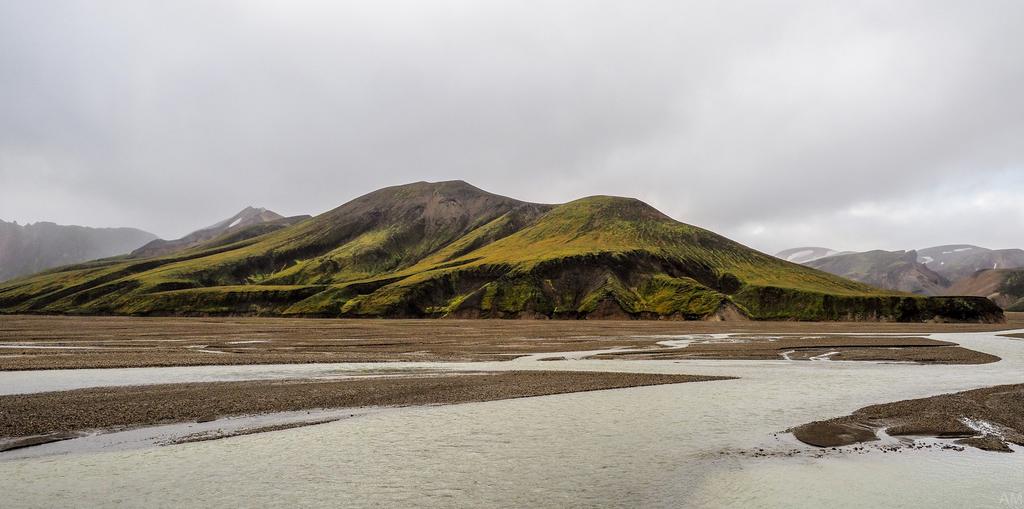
[0,181,1003,322]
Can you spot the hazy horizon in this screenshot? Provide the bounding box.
[2,1,1022,254]
[4,177,1020,256]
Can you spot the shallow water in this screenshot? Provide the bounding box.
[1,329,1023,508]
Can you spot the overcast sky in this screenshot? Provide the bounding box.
[2,1,1022,255]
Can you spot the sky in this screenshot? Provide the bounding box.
[1,0,1022,255]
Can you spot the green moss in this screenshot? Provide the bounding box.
[633,276,726,317]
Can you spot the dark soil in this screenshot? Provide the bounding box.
[590,336,1000,364]
[0,371,728,438]
[792,384,1024,452]
[0,314,1018,370]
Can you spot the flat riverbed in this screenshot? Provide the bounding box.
[1,325,1023,507]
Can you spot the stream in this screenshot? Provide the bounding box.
[1,328,1023,507]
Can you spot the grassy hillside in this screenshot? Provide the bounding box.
[0,181,1003,322]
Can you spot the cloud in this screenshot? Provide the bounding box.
[735,169,1024,254]
[1,0,1022,249]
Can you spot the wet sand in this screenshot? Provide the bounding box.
[0,371,727,440]
[1,313,1019,370]
[792,384,1024,452]
[589,336,1000,364]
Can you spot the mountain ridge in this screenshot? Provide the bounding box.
[918,245,1024,282]
[780,244,1024,308]
[130,206,307,258]
[775,247,852,264]
[0,181,1002,322]
[804,250,950,295]
[0,220,157,282]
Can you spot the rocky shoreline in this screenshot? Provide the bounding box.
[791,384,1024,452]
[589,335,1000,364]
[0,371,727,442]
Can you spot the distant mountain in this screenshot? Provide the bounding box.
[0,220,156,282]
[945,269,1024,311]
[804,250,949,295]
[784,243,1024,308]
[917,245,1024,282]
[0,181,1001,322]
[775,247,852,264]
[131,207,309,258]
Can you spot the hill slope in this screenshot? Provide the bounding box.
[793,245,1024,304]
[945,269,1024,311]
[0,181,1002,322]
[918,245,1024,282]
[131,207,307,258]
[805,250,950,295]
[0,220,156,282]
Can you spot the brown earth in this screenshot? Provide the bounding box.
[791,384,1024,452]
[589,336,1000,364]
[945,269,1023,309]
[0,314,1019,370]
[0,371,726,439]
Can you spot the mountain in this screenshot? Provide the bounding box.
[804,250,950,295]
[0,181,1002,322]
[775,247,851,264]
[945,269,1024,311]
[0,220,156,282]
[917,245,1024,282]
[787,244,1024,306]
[131,207,308,258]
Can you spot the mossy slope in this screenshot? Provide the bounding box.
[0,181,1003,322]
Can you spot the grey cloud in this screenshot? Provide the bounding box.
[1,0,1021,251]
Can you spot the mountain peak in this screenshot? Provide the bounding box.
[775,247,843,264]
[918,244,1024,281]
[130,206,287,258]
[805,249,950,295]
[210,206,283,231]
[1,181,1003,322]
[552,195,673,224]
[375,180,495,199]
